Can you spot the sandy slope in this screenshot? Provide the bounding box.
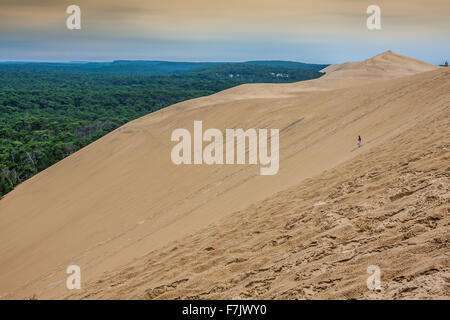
[67,102,450,299]
[0,51,447,299]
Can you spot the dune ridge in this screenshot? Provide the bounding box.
[0,52,448,299]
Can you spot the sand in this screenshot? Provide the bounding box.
[0,51,448,299]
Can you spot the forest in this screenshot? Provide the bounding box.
[0,61,327,196]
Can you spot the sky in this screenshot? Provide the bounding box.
[0,0,449,64]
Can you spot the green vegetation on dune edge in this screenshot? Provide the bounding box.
[0,61,327,196]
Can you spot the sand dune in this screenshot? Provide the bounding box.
[67,106,450,299]
[0,51,448,299]
[196,50,438,102]
[320,51,438,80]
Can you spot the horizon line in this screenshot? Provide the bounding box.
[0,59,330,64]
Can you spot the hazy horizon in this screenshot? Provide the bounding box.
[0,59,330,64]
[1,0,449,65]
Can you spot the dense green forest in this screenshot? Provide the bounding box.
[0,61,327,196]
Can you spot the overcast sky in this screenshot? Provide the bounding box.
[0,0,449,64]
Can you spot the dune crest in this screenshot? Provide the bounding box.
[321,51,439,81]
[200,51,439,102]
[0,53,448,299]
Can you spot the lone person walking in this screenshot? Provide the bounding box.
[357,135,362,148]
